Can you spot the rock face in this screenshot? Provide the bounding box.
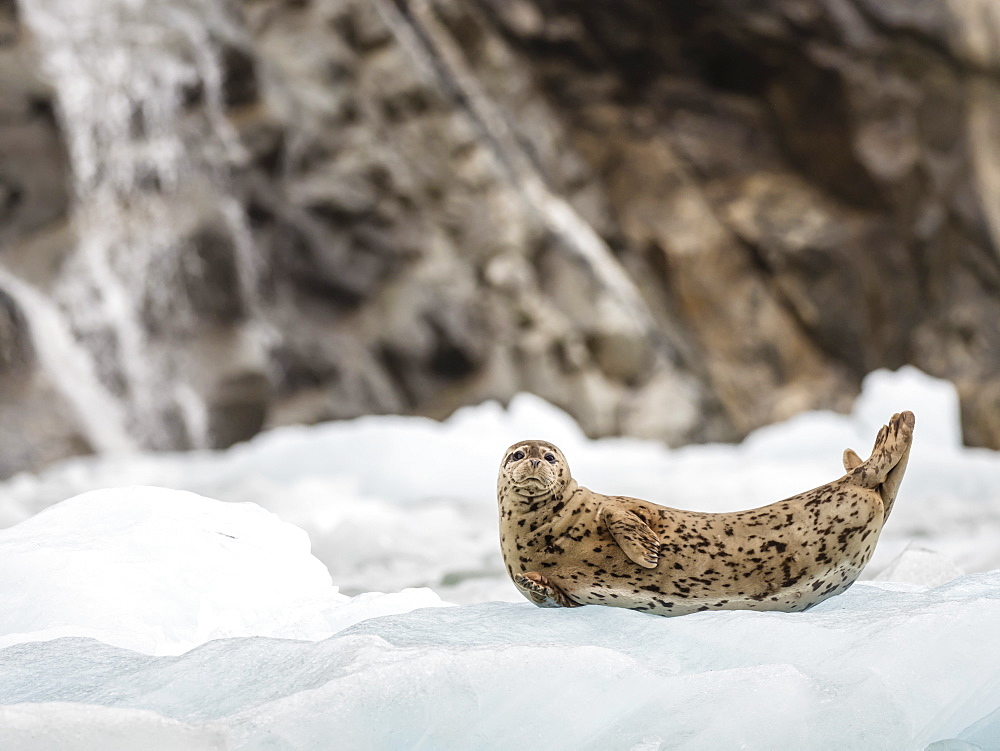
[2,0,1000,476]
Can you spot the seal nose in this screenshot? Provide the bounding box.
[529,459,540,468]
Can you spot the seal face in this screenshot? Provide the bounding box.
[501,442,567,500]
[497,412,915,616]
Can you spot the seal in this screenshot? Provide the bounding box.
[497,411,914,615]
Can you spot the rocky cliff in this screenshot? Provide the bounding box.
[2,0,1000,477]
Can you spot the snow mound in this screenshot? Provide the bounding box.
[0,487,446,655]
[2,574,1000,749]
[875,546,966,588]
[0,703,228,751]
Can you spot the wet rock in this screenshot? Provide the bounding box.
[477,0,1000,445]
[207,371,270,448]
[0,288,33,376]
[5,0,1000,477]
[0,50,70,251]
[220,40,259,109]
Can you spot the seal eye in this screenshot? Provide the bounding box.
[544,453,556,463]
[511,451,525,461]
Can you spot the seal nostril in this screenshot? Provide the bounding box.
[530,459,540,468]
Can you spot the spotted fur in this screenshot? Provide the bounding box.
[497,411,915,616]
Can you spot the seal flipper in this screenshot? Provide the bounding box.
[842,448,862,471]
[875,414,913,523]
[602,506,660,569]
[513,572,581,608]
[846,411,915,522]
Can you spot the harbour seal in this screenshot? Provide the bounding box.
[497,411,914,615]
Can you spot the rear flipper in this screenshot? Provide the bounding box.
[843,411,914,522]
[513,572,581,609]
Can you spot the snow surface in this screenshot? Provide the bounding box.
[0,487,446,655]
[1,367,1000,749]
[1,575,999,748]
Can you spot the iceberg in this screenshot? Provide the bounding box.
[1,567,999,748]
[1,367,1000,749]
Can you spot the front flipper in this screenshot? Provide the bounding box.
[602,505,660,569]
[513,572,581,608]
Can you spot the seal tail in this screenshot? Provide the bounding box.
[843,411,915,523]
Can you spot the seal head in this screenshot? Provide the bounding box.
[498,440,571,501]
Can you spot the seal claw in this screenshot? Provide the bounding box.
[513,572,580,609]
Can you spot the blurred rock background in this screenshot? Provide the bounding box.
[2,0,1000,477]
